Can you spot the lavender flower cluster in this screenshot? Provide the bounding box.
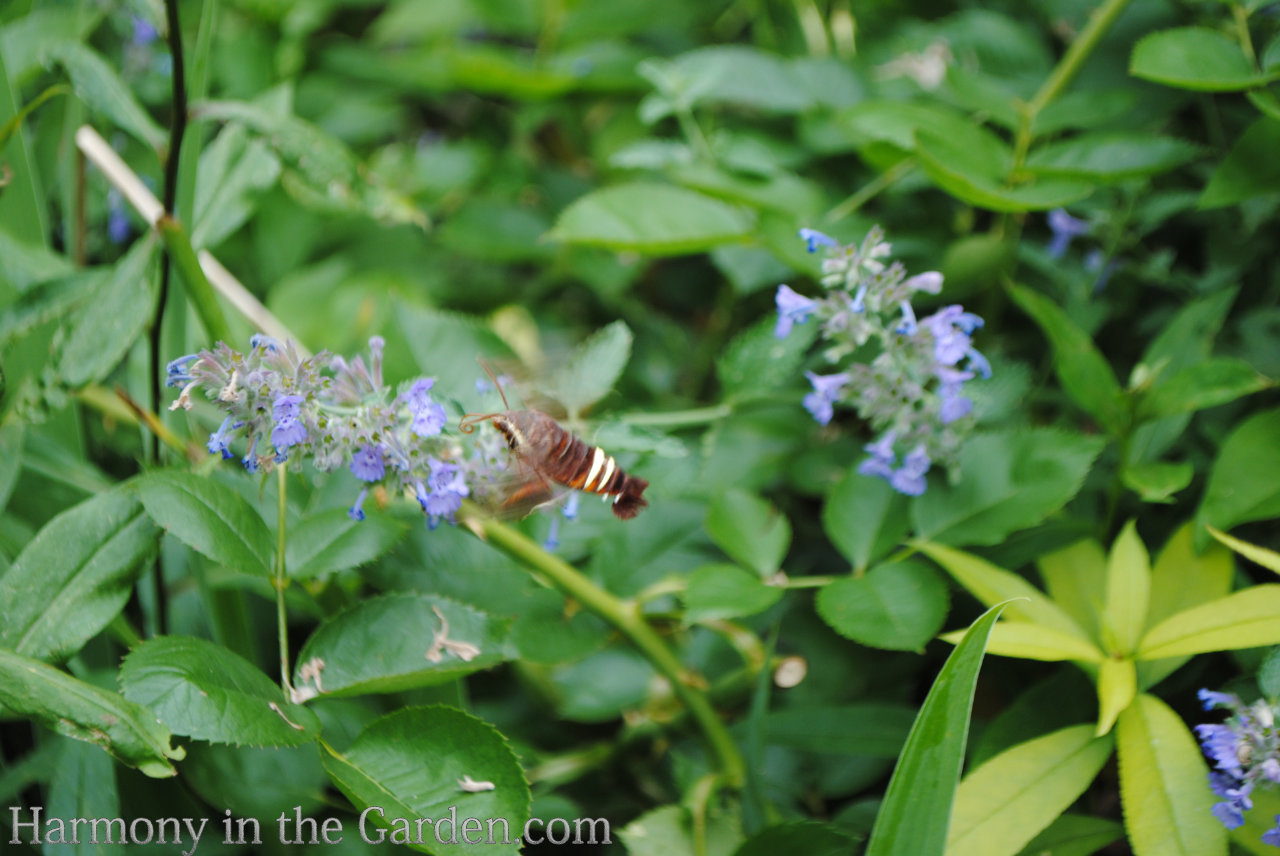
[166,336,497,527]
[774,227,990,495]
[1196,688,1280,845]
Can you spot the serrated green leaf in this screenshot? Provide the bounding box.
[1115,694,1225,856]
[1138,585,1280,659]
[864,601,1009,856]
[293,594,508,697]
[948,725,1112,856]
[1007,284,1128,434]
[941,622,1104,663]
[548,182,754,255]
[1102,521,1150,655]
[1025,132,1200,181]
[1149,525,1234,627]
[716,314,817,402]
[321,706,529,856]
[1122,461,1193,504]
[0,648,183,777]
[911,429,1105,546]
[0,488,157,662]
[1197,408,1280,541]
[683,563,783,621]
[541,320,632,418]
[1137,358,1269,421]
[1201,118,1280,208]
[1207,526,1280,575]
[763,703,914,757]
[705,489,790,577]
[49,42,166,151]
[1131,27,1277,92]
[823,469,908,572]
[816,561,949,652]
[1096,657,1136,736]
[57,237,158,387]
[183,742,328,822]
[120,636,320,747]
[285,508,406,580]
[917,540,1090,639]
[135,470,274,578]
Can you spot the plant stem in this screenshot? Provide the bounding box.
[620,404,732,428]
[458,502,746,787]
[825,157,916,224]
[276,462,294,696]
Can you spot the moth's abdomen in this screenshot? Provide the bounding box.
[539,418,649,520]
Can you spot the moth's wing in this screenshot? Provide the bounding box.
[470,453,562,521]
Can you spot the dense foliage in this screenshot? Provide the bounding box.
[2,1,1280,854]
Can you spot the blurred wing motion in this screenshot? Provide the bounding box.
[461,409,649,520]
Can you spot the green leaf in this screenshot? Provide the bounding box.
[1115,694,1225,856]
[1137,585,1280,659]
[548,182,754,255]
[917,540,1090,639]
[1136,358,1269,421]
[618,803,744,856]
[1025,132,1200,181]
[1096,657,1137,736]
[836,100,974,154]
[1007,284,1128,434]
[864,601,1009,856]
[941,622,1104,663]
[0,421,24,512]
[0,647,183,778]
[911,429,1105,546]
[948,725,1113,856]
[395,303,514,404]
[192,124,283,249]
[763,703,914,757]
[540,320,633,418]
[0,488,157,662]
[704,489,791,577]
[1102,521,1150,655]
[135,470,274,578]
[915,128,1093,213]
[285,508,406,580]
[1012,813,1124,856]
[683,564,783,621]
[292,594,508,697]
[735,822,858,856]
[1207,526,1280,576]
[639,46,815,114]
[183,742,328,822]
[1131,27,1278,92]
[1121,461,1194,504]
[1197,408,1280,538]
[1201,118,1280,207]
[46,736,125,856]
[119,636,321,747]
[321,706,529,856]
[49,42,167,151]
[716,314,817,402]
[0,228,72,292]
[816,561,949,652]
[823,469,909,572]
[57,237,158,387]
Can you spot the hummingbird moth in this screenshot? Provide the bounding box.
[459,370,649,520]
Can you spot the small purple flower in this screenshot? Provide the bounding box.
[349,488,368,522]
[1200,689,1239,711]
[250,334,281,353]
[350,444,386,482]
[242,435,260,473]
[107,190,130,244]
[207,416,236,459]
[165,354,198,387]
[270,394,307,452]
[1046,208,1089,259]
[904,271,944,295]
[803,371,851,426]
[775,284,817,338]
[405,378,447,437]
[132,16,158,47]
[895,301,918,336]
[1197,723,1245,778]
[798,228,838,254]
[543,515,561,551]
[890,445,931,496]
[417,458,470,525]
[858,432,897,480]
[1264,817,1280,846]
[563,491,581,521]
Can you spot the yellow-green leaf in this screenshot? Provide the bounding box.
[947,724,1113,856]
[940,622,1104,663]
[1103,521,1150,654]
[1138,585,1280,659]
[1096,658,1136,736]
[1115,694,1225,856]
[1037,539,1106,641]
[1207,526,1280,576]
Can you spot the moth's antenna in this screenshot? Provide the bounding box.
[478,358,511,410]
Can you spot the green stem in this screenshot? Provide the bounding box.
[459,502,746,787]
[155,215,232,343]
[1233,4,1257,67]
[276,462,293,696]
[1011,0,1134,171]
[620,404,732,428]
[825,158,916,224]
